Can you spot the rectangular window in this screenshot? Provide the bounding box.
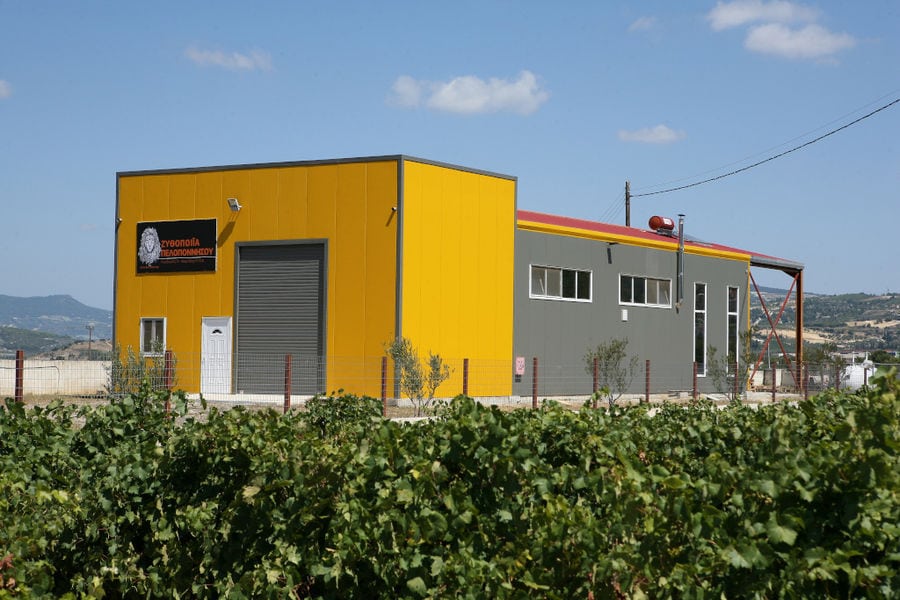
[727,286,740,367]
[619,274,672,308]
[141,318,166,355]
[562,269,577,298]
[694,284,707,376]
[530,265,591,302]
[620,275,633,303]
[634,279,646,304]
[547,268,562,297]
[531,267,547,296]
[576,270,590,300]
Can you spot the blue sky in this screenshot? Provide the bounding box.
[1,1,897,310]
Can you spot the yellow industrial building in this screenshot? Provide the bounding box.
[115,156,516,398]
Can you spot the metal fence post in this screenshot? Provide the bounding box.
[381,356,387,417]
[692,362,698,401]
[803,362,809,401]
[645,359,650,404]
[463,358,469,397]
[532,357,538,410]
[771,367,776,402]
[283,354,292,414]
[732,362,739,400]
[14,350,24,403]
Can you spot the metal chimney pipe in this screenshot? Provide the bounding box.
[676,214,685,309]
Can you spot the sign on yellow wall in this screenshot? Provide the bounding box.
[136,219,217,274]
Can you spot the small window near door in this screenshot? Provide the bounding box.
[141,318,165,356]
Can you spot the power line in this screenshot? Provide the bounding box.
[633,88,900,194]
[631,96,900,198]
[598,191,625,223]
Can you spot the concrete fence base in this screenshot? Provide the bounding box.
[0,359,110,397]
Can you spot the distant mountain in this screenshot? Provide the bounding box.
[750,289,900,352]
[0,326,74,357]
[0,295,112,340]
[752,285,823,298]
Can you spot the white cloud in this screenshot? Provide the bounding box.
[388,71,549,115]
[628,16,657,33]
[388,75,423,108]
[745,23,856,59]
[707,0,818,31]
[707,1,854,62]
[618,125,686,144]
[185,47,273,71]
[0,80,11,99]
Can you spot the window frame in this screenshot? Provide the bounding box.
[140,317,166,356]
[618,274,672,309]
[726,285,740,370]
[694,283,707,377]
[529,264,592,302]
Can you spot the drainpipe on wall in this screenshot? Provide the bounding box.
[676,214,685,310]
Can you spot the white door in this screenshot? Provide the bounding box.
[201,317,232,394]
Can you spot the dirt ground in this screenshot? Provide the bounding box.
[11,389,804,423]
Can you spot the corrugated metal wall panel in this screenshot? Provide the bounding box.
[236,244,325,394]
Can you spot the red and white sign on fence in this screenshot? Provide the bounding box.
[515,356,526,376]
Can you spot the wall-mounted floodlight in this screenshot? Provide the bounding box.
[227,197,242,212]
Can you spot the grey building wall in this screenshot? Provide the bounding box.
[513,229,749,397]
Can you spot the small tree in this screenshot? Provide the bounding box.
[707,345,740,402]
[869,350,900,365]
[386,337,452,416]
[584,338,639,408]
[806,342,848,391]
[387,337,423,401]
[106,342,175,398]
[708,326,757,402]
[425,352,452,402]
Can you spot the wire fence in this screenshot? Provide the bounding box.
[2,349,894,417]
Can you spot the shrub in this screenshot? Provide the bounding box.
[386,337,452,416]
[583,338,639,406]
[106,342,175,397]
[302,392,382,438]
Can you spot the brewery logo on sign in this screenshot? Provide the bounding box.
[136,219,217,274]
[138,227,162,266]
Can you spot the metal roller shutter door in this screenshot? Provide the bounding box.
[236,243,325,394]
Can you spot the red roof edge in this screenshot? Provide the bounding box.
[516,209,803,271]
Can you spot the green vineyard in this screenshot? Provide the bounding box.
[2,370,898,598]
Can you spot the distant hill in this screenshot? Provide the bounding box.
[0,326,74,357]
[750,289,900,352]
[0,295,112,340]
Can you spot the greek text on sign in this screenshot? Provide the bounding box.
[515,356,526,376]
[137,219,217,274]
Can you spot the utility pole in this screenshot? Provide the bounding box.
[86,324,94,361]
[625,180,631,227]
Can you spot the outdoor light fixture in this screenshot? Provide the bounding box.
[227,197,242,212]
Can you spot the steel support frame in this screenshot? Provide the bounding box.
[749,268,804,391]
